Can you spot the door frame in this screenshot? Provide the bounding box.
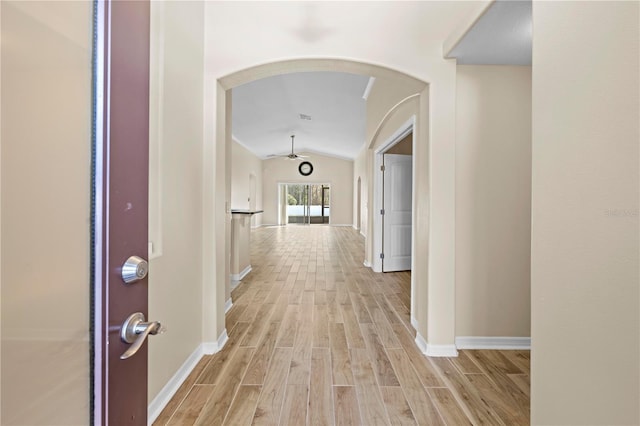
[372,116,415,273]
[279,182,332,225]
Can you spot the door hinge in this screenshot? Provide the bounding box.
[380,165,385,172]
[380,209,385,215]
[380,253,384,259]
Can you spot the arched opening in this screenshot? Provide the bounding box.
[202,57,457,359]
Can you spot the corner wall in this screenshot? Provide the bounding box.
[455,65,531,338]
[531,2,639,423]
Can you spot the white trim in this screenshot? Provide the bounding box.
[148,343,204,425]
[411,317,419,330]
[415,331,428,353]
[362,76,376,100]
[363,260,371,268]
[359,230,366,238]
[425,344,459,358]
[230,265,251,282]
[455,336,531,350]
[203,329,229,355]
[225,298,233,314]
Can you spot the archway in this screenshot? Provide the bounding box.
[202,58,457,358]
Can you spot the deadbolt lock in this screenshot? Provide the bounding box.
[121,256,148,284]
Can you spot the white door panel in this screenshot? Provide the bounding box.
[383,154,412,271]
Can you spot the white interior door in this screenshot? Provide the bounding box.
[382,154,413,271]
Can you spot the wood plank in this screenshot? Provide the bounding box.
[450,350,483,374]
[341,303,366,349]
[466,374,529,426]
[379,386,416,425]
[275,304,299,347]
[360,324,400,386]
[196,322,250,384]
[165,385,214,426]
[390,323,444,387]
[288,320,313,385]
[194,347,255,426]
[508,374,530,397]
[430,358,505,426]
[313,304,330,348]
[354,384,390,426]
[385,349,444,425]
[252,347,293,426]
[222,385,261,425]
[308,348,334,425]
[280,384,308,425]
[242,321,281,385]
[153,356,212,425]
[333,386,362,426]
[329,323,354,386]
[427,387,473,426]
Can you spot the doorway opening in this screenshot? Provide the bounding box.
[373,117,415,273]
[281,183,330,225]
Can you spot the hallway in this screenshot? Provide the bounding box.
[154,226,530,425]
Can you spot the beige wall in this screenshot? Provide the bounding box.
[262,153,354,226]
[231,139,263,227]
[147,1,205,401]
[531,2,639,424]
[455,65,531,338]
[0,1,91,423]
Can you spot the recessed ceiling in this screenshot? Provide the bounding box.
[448,0,532,65]
[232,71,370,160]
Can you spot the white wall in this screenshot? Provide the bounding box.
[531,2,639,424]
[262,153,353,226]
[455,65,531,338]
[1,2,91,423]
[147,1,205,402]
[231,139,263,227]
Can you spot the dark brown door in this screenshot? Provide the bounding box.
[95,1,151,424]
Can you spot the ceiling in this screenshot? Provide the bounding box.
[448,0,532,65]
[231,0,532,161]
[232,72,370,160]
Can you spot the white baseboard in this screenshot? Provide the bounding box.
[230,265,251,282]
[415,331,459,357]
[411,317,419,330]
[360,230,366,238]
[415,331,428,353]
[148,344,204,425]
[455,336,531,350]
[425,343,459,358]
[363,260,371,268]
[202,329,229,355]
[225,298,233,313]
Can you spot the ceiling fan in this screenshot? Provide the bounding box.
[270,135,308,160]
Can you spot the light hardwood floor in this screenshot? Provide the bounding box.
[153,226,530,425]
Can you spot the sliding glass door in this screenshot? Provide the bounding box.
[285,184,330,224]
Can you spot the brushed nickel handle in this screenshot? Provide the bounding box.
[120,312,165,360]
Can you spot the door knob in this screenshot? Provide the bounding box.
[122,256,148,284]
[120,312,165,360]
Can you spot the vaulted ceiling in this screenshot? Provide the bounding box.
[231,1,532,161]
